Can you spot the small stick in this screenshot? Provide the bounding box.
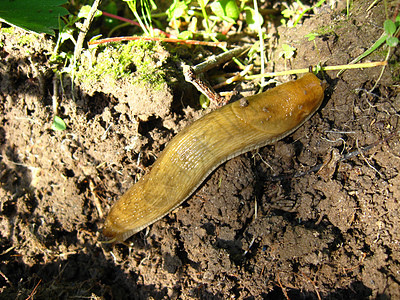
[89,36,227,48]
[213,64,254,89]
[182,46,250,106]
[0,270,11,287]
[298,272,321,300]
[344,252,367,273]
[191,45,250,74]
[26,279,42,300]
[242,235,257,256]
[74,0,102,62]
[182,64,224,105]
[89,180,104,218]
[356,138,383,177]
[52,73,60,116]
[276,273,290,300]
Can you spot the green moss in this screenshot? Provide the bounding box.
[373,48,389,59]
[76,40,169,90]
[306,24,338,39]
[316,25,337,36]
[1,27,15,34]
[18,34,38,47]
[0,27,40,51]
[390,60,400,82]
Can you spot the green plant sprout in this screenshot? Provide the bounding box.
[51,5,102,66]
[78,5,103,20]
[0,0,69,35]
[337,16,400,76]
[167,0,191,21]
[250,0,266,88]
[305,32,319,41]
[199,94,211,108]
[199,0,213,34]
[166,0,254,37]
[121,0,243,38]
[346,0,352,18]
[293,0,325,27]
[349,18,399,63]
[279,44,297,60]
[243,6,264,31]
[51,116,67,131]
[281,0,326,27]
[210,0,240,23]
[125,0,157,36]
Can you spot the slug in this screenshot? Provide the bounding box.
[103,73,326,242]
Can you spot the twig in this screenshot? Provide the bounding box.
[0,270,11,287]
[242,235,257,256]
[369,47,392,92]
[74,0,102,63]
[298,272,321,300]
[89,36,227,47]
[182,64,224,105]
[0,245,15,256]
[89,180,104,219]
[254,197,258,220]
[191,45,250,74]
[52,73,60,116]
[25,279,42,300]
[356,139,383,177]
[213,64,254,89]
[276,273,290,300]
[181,46,250,106]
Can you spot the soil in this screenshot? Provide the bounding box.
[1,1,400,299]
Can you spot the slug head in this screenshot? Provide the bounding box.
[232,73,325,136]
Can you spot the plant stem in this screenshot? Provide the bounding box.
[244,61,388,80]
[74,0,102,63]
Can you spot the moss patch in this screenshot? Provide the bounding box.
[76,40,169,91]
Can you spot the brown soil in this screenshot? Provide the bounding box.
[1,1,400,299]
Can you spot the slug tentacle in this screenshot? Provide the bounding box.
[103,73,326,242]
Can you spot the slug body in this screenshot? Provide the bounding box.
[104,73,325,241]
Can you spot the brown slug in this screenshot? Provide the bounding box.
[103,73,326,242]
